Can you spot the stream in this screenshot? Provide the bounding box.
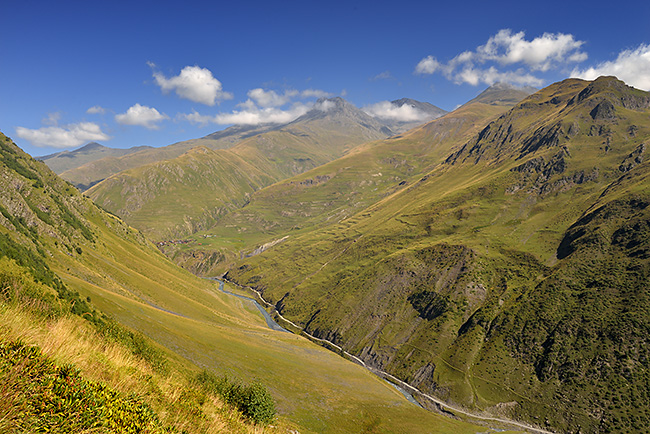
[207,278,422,408]
[210,278,290,333]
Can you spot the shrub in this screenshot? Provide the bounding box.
[0,338,164,433]
[239,382,276,425]
[194,371,276,425]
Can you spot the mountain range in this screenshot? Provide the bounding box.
[4,77,649,433]
[40,97,447,192]
[221,76,650,433]
[84,97,405,240]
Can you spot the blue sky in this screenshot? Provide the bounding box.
[2,0,649,157]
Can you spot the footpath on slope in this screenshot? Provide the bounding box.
[218,276,556,434]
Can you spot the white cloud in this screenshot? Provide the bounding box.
[115,104,169,129]
[313,99,335,112]
[16,122,110,148]
[42,112,62,126]
[363,101,428,122]
[181,103,312,126]
[370,71,394,81]
[214,103,311,125]
[247,88,296,108]
[180,86,335,126]
[415,55,440,74]
[86,105,106,114]
[300,89,333,98]
[572,43,650,91]
[152,65,233,105]
[415,29,587,86]
[245,88,332,108]
[180,110,214,127]
[476,29,586,71]
[453,66,544,87]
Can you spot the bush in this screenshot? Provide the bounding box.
[0,338,164,433]
[194,371,276,425]
[239,382,276,425]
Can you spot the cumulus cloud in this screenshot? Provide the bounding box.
[151,64,233,105]
[16,122,110,148]
[415,29,587,86]
[86,105,106,114]
[247,88,297,108]
[180,86,334,126]
[363,101,428,122]
[216,103,311,125]
[181,104,312,126]
[415,56,440,74]
[115,104,169,129]
[476,29,587,71]
[572,43,650,91]
[246,88,333,107]
[453,66,544,87]
[180,110,215,127]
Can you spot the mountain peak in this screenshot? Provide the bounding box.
[571,75,650,109]
[76,142,105,152]
[293,97,372,122]
[464,82,538,107]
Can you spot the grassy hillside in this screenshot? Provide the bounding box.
[224,77,650,433]
[87,97,394,241]
[38,142,153,178]
[169,84,533,276]
[56,124,276,190]
[1,132,492,433]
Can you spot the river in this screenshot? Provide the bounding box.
[211,278,289,333]
[207,278,423,408]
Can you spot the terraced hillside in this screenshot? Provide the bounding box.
[225,77,650,433]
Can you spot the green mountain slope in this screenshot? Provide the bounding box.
[87,97,394,241]
[224,77,650,433]
[37,141,152,177]
[54,124,277,190]
[171,83,533,275]
[1,132,489,433]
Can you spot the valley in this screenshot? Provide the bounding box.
[3,76,649,434]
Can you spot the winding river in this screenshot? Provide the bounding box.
[209,277,556,433]
[208,278,422,407]
[211,278,289,333]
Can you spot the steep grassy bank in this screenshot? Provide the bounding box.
[0,257,269,433]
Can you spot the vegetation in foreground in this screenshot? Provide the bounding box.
[0,256,277,433]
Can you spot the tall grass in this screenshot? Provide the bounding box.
[0,257,273,433]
